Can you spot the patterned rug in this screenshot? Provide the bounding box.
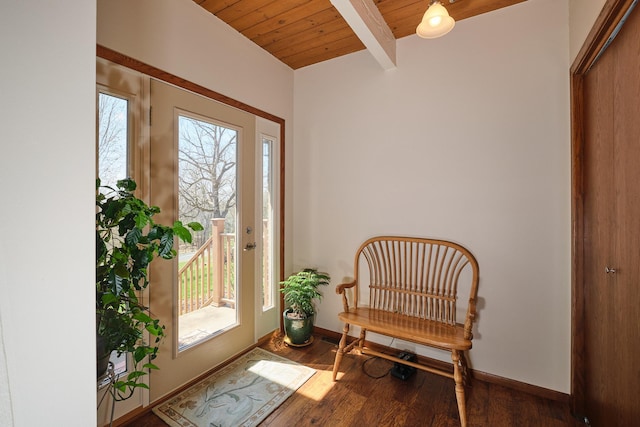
[153,347,315,427]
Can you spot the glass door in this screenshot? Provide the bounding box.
[148,79,257,400]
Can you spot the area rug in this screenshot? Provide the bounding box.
[152,347,315,427]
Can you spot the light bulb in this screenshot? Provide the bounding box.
[416,2,455,39]
[429,16,443,27]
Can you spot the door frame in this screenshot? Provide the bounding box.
[570,0,635,417]
[97,44,287,334]
[255,120,283,338]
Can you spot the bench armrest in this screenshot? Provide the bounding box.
[336,280,357,312]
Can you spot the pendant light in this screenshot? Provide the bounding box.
[416,0,455,39]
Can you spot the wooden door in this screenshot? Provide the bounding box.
[580,3,640,425]
[610,6,640,423]
[582,47,615,427]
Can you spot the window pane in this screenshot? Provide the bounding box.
[177,114,238,351]
[262,138,275,310]
[97,91,129,376]
[97,92,128,188]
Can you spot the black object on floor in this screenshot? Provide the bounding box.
[391,351,417,380]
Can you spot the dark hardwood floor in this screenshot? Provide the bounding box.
[122,336,578,427]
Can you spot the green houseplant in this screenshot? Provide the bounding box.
[96,178,202,401]
[280,268,330,346]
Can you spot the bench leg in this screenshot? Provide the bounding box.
[459,350,470,387]
[357,328,366,354]
[452,350,467,427]
[332,323,350,381]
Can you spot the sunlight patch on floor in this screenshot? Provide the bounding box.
[294,369,337,402]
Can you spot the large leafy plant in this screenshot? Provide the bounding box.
[280,269,330,319]
[96,178,202,401]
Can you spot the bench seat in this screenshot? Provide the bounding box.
[338,308,472,351]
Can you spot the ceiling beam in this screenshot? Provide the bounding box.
[330,0,397,70]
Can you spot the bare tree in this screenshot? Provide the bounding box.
[97,93,127,187]
[178,117,237,240]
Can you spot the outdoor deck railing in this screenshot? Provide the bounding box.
[178,218,235,315]
[178,218,273,316]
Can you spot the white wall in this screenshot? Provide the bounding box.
[293,0,571,393]
[0,1,97,426]
[569,0,607,63]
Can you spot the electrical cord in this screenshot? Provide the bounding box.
[361,337,397,379]
[362,356,392,379]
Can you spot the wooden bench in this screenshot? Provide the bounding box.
[332,236,480,427]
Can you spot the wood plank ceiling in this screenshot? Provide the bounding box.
[194,0,526,69]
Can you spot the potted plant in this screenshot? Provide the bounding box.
[280,268,330,346]
[96,178,202,401]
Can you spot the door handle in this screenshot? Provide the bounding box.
[605,266,617,274]
[244,242,257,251]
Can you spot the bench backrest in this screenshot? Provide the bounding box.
[353,236,479,339]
